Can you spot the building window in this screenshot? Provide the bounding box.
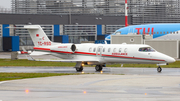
[64,25,96,43]
[105,25,124,34]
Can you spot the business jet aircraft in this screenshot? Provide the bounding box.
[105,23,180,41]
[11,25,175,72]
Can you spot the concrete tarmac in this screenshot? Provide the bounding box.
[0,53,180,100]
[0,74,180,101]
[0,67,180,101]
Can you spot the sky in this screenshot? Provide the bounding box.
[0,0,11,8]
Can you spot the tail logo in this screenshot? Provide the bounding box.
[36,34,39,37]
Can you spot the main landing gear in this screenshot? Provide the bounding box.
[157,66,162,72]
[76,65,83,72]
[95,65,103,71]
[75,62,84,72]
[74,62,104,72]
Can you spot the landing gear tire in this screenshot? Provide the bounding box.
[95,65,103,71]
[157,66,162,72]
[76,66,83,72]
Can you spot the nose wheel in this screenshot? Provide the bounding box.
[95,65,103,71]
[157,66,162,72]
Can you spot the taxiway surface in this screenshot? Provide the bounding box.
[0,53,180,100]
[0,67,180,101]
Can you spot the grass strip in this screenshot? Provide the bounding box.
[0,73,80,81]
[0,59,76,67]
[0,59,179,68]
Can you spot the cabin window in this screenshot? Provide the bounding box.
[119,48,122,52]
[160,32,162,34]
[177,32,178,34]
[154,32,156,34]
[89,48,92,52]
[113,48,116,52]
[157,32,159,34]
[174,32,175,34]
[98,48,101,52]
[93,48,96,52]
[139,47,155,52]
[167,32,169,34]
[163,32,165,34]
[170,32,172,34]
[108,48,111,52]
[124,48,127,53]
[103,48,105,52]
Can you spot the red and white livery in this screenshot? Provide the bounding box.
[12,25,175,72]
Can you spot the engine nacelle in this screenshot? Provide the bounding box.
[51,44,77,53]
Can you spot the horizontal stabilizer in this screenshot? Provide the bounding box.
[30,51,50,56]
[7,25,39,29]
[26,55,35,61]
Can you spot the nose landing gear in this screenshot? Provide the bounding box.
[157,66,162,72]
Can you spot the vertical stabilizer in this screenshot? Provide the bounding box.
[24,25,52,47]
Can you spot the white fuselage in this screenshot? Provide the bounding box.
[34,43,175,65]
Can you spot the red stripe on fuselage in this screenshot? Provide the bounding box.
[34,47,50,51]
[51,50,73,54]
[74,51,96,55]
[102,54,165,61]
[33,47,165,62]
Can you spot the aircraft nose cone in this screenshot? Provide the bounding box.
[167,57,176,63]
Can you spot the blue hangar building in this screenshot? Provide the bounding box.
[0,14,131,51]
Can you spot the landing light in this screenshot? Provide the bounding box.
[83,91,87,94]
[100,71,103,74]
[82,64,84,66]
[25,89,29,93]
[82,71,85,74]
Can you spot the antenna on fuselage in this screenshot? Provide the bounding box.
[125,0,129,27]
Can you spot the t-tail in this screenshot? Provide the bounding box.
[24,25,55,47]
[8,25,58,47]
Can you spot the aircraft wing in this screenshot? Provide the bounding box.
[35,59,99,63]
[26,54,99,62]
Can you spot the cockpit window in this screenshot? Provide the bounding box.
[139,47,155,52]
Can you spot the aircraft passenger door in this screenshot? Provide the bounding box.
[96,46,103,57]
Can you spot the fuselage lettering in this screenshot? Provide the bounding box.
[136,27,154,35]
[38,42,51,46]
